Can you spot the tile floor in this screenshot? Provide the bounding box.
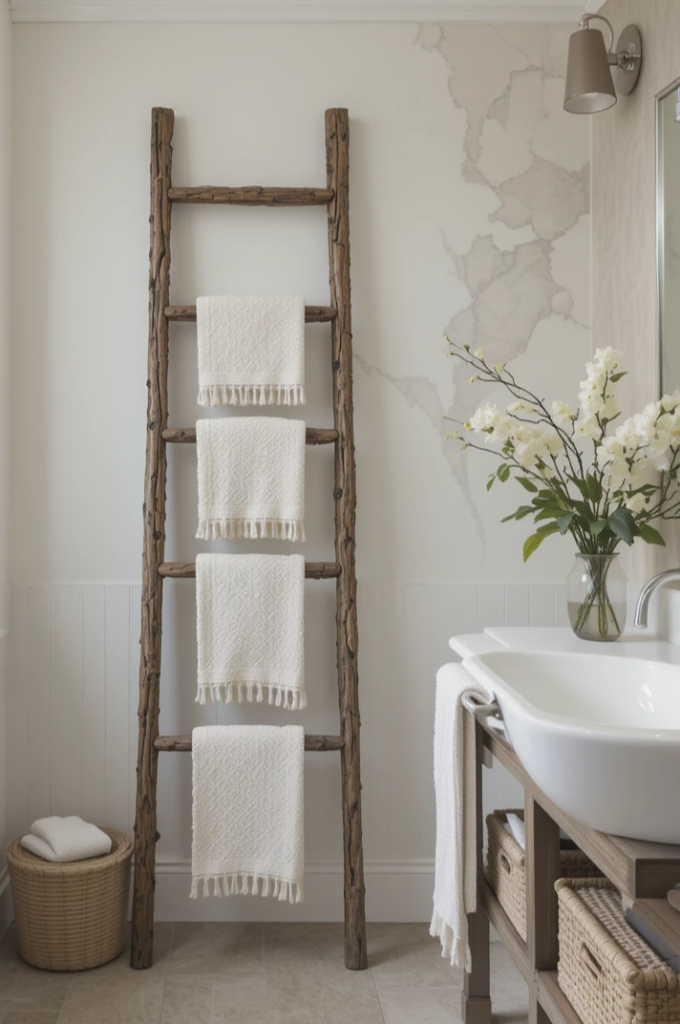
[0,922,529,1023]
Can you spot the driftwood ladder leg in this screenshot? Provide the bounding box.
[131,107,174,970]
[326,108,367,971]
[131,106,367,973]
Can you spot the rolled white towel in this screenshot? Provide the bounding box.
[21,816,112,862]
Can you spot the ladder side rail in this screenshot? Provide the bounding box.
[325,107,367,971]
[131,106,174,971]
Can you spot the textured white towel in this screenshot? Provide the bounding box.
[191,724,304,902]
[197,296,305,407]
[196,417,306,541]
[196,553,305,708]
[21,816,112,863]
[430,663,491,971]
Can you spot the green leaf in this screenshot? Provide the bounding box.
[589,520,609,537]
[610,372,627,383]
[516,506,536,520]
[516,477,538,493]
[572,478,590,501]
[639,524,666,547]
[557,513,574,532]
[586,474,603,503]
[608,508,636,546]
[501,512,517,523]
[522,523,561,563]
[497,464,511,483]
[486,476,495,492]
[534,508,563,523]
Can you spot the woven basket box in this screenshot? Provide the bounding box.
[486,809,602,942]
[7,828,132,971]
[557,878,680,1024]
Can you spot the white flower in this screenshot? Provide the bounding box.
[552,401,573,424]
[592,348,621,374]
[507,401,526,413]
[473,348,484,360]
[625,493,647,514]
[576,415,600,439]
[469,404,500,432]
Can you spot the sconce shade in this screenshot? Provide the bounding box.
[564,27,617,114]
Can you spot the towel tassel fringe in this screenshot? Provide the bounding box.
[196,518,305,543]
[196,681,306,709]
[191,872,303,904]
[198,383,305,408]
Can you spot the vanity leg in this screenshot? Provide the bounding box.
[525,795,561,1024]
[461,911,492,1024]
[461,719,492,1024]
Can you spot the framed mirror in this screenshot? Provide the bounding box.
[658,77,680,395]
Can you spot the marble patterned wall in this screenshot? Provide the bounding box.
[10,21,590,920]
[593,0,680,580]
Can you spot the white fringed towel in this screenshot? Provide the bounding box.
[197,295,305,407]
[21,816,112,863]
[196,553,305,708]
[196,417,305,541]
[430,663,491,972]
[191,724,304,902]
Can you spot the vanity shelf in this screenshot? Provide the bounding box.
[465,714,680,1024]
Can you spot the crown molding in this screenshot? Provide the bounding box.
[9,3,587,24]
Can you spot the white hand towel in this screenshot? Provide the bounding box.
[21,816,112,862]
[430,663,491,971]
[197,295,305,407]
[191,724,304,902]
[196,553,305,708]
[506,813,526,851]
[196,417,305,542]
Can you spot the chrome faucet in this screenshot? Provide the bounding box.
[634,569,680,628]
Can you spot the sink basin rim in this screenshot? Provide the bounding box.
[463,650,680,743]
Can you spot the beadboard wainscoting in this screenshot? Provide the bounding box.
[7,579,566,921]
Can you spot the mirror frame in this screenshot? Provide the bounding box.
[657,75,680,397]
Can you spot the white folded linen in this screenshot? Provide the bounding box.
[191,724,304,902]
[197,295,305,407]
[196,553,305,708]
[196,417,305,541]
[21,816,112,862]
[506,813,526,851]
[430,663,492,971]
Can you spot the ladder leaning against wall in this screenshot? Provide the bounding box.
[130,106,367,972]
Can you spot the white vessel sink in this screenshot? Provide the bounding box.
[464,650,680,844]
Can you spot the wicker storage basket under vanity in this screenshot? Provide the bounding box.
[7,829,132,971]
[557,878,680,1024]
[486,810,602,941]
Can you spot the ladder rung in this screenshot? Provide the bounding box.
[159,561,341,579]
[165,304,336,324]
[167,186,333,206]
[155,734,344,752]
[162,427,337,445]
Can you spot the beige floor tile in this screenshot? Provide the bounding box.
[367,923,463,991]
[273,979,384,1024]
[490,942,529,1024]
[379,988,462,1024]
[169,923,263,979]
[212,973,269,1008]
[159,979,212,1024]
[57,974,166,1024]
[1,1013,62,1024]
[264,922,376,989]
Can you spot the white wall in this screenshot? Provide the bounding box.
[0,0,11,932]
[9,21,590,920]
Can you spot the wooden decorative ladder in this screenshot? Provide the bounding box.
[130,107,367,972]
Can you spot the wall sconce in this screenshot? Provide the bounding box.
[564,14,642,115]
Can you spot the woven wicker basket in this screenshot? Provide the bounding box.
[557,878,680,1024]
[7,828,132,971]
[486,809,602,941]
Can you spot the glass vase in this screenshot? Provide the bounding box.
[566,553,627,642]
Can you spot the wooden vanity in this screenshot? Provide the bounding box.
[463,710,680,1024]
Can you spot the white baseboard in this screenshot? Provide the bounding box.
[152,858,434,922]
